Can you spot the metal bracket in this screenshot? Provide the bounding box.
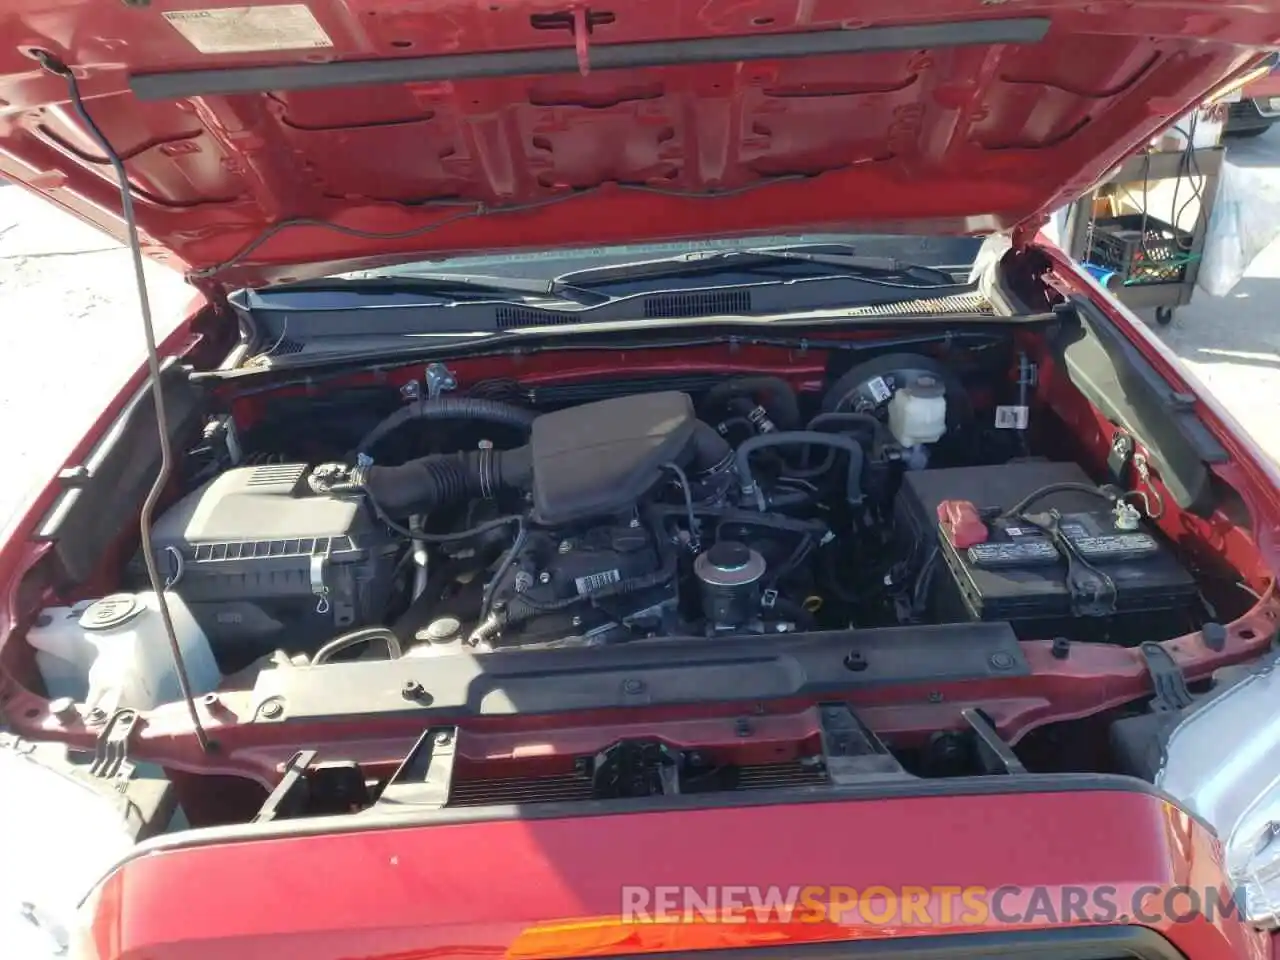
[1010,216,1048,253]
[89,709,139,789]
[1140,642,1193,712]
[254,750,369,821]
[817,703,910,783]
[374,726,458,812]
[310,546,331,616]
[1134,452,1153,485]
[961,707,1026,774]
[589,739,681,798]
[424,363,457,399]
[254,750,317,822]
[1107,431,1134,485]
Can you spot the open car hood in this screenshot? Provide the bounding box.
[0,0,1272,291]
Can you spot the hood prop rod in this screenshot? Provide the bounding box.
[35,51,212,753]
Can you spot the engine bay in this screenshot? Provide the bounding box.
[45,344,1214,685]
[7,304,1279,830]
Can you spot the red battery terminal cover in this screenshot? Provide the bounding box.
[938,499,988,549]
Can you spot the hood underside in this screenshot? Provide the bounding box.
[0,0,1273,289]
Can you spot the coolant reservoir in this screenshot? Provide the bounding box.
[26,592,220,715]
[887,374,947,447]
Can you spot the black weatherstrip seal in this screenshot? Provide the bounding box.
[604,929,1190,960]
[131,18,1051,100]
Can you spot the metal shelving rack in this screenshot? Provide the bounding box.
[1061,146,1225,325]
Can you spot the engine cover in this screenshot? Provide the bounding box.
[529,392,696,525]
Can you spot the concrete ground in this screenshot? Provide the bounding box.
[1152,130,1280,461]
[0,188,189,533]
[1,134,1280,531]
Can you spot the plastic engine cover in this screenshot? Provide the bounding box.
[143,463,398,663]
[529,392,696,525]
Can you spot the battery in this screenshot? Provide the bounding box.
[895,461,1198,629]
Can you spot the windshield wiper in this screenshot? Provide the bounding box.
[553,244,965,289]
[261,272,609,305]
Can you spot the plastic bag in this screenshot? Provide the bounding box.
[1198,160,1280,297]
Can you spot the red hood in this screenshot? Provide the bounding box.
[0,0,1272,291]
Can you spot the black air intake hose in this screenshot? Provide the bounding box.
[687,421,733,475]
[354,397,538,456]
[360,401,728,519]
[702,377,801,432]
[360,446,532,518]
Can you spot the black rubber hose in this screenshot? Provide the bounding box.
[789,413,893,479]
[354,397,538,456]
[360,445,532,518]
[703,377,801,431]
[686,421,734,475]
[735,431,865,510]
[765,489,812,509]
[806,412,894,444]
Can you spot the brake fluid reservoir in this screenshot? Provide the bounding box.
[26,592,220,715]
[887,374,947,447]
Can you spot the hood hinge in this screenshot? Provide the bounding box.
[1011,215,1049,253]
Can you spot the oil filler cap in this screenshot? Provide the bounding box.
[417,616,462,644]
[707,541,752,572]
[78,593,142,631]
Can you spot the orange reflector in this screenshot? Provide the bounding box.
[507,915,868,960]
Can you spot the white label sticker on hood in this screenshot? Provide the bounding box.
[163,5,333,54]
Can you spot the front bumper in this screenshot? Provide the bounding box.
[79,785,1267,960]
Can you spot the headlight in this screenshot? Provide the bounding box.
[0,742,136,959]
[1155,651,1280,927]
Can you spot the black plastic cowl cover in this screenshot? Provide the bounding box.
[530,392,700,525]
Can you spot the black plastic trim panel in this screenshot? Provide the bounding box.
[1051,296,1227,515]
[34,359,205,585]
[250,622,1028,720]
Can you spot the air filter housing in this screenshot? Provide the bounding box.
[142,463,398,665]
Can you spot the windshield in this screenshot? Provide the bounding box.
[329,233,983,283]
